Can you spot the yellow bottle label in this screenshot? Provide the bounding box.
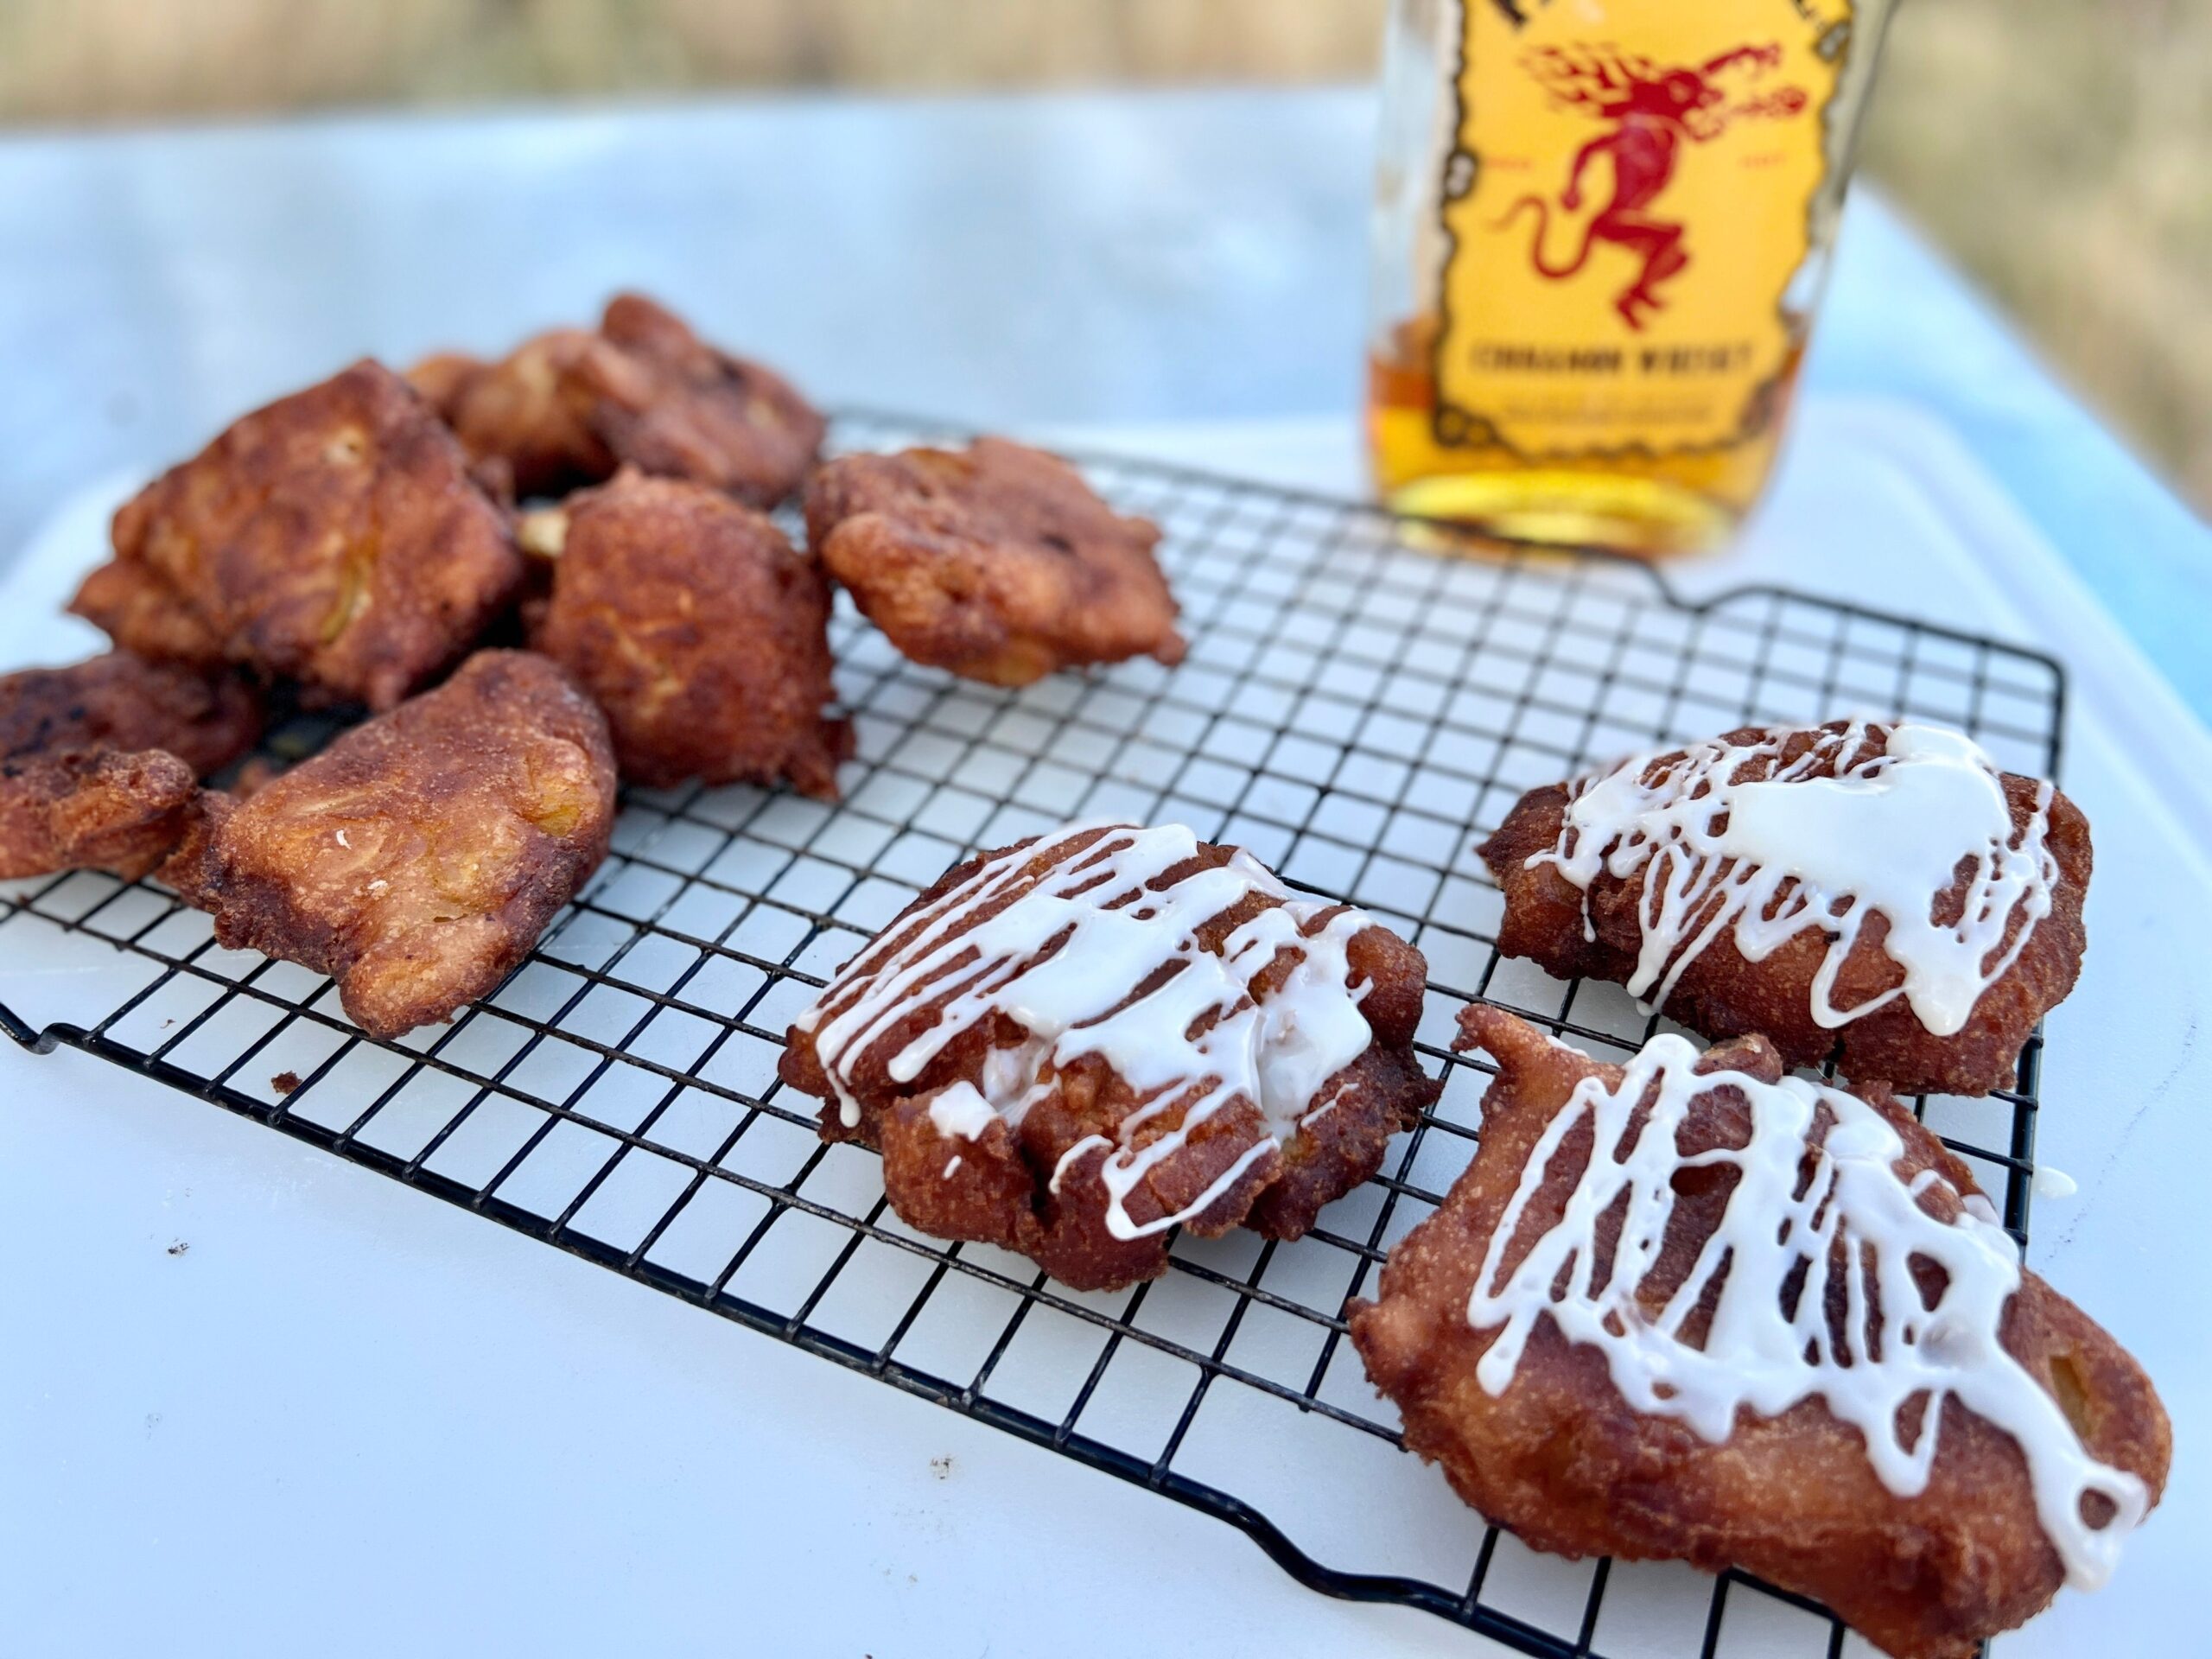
[1433,0,1852,459]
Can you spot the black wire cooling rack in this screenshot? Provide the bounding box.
[0,411,2065,1659]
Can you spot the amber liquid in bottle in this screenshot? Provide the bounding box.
[1369,315,1808,556]
[1366,0,1889,558]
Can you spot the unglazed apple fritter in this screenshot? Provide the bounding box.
[401,351,486,420]
[420,293,824,506]
[0,748,202,881]
[1350,1006,2169,1659]
[70,360,524,711]
[1478,720,2089,1096]
[526,471,850,796]
[803,437,1186,688]
[779,822,1438,1291]
[0,651,263,880]
[160,651,615,1039]
[410,329,600,501]
[0,651,262,780]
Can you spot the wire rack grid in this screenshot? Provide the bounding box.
[0,411,2065,1659]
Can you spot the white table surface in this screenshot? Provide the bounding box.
[3,402,2206,1658]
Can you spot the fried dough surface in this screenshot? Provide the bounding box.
[402,351,486,419]
[429,294,823,505]
[0,650,263,780]
[1349,1006,2170,1659]
[0,748,201,880]
[804,437,1185,687]
[71,360,524,711]
[1478,721,2090,1096]
[779,824,1437,1289]
[528,472,850,795]
[0,651,264,880]
[161,650,615,1039]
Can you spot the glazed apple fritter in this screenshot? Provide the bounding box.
[0,651,263,880]
[803,437,1186,688]
[70,360,524,712]
[421,293,824,506]
[527,470,851,796]
[779,823,1438,1290]
[1350,1006,2170,1659]
[1478,720,2090,1096]
[160,650,616,1039]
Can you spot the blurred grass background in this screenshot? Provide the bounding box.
[2,0,2203,513]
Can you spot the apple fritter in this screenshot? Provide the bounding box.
[70,360,524,711]
[423,293,824,506]
[779,823,1437,1290]
[0,650,261,780]
[160,650,616,1039]
[803,437,1186,687]
[0,651,263,880]
[416,328,604,500]
[401,351,486,419]
[527,471,850,795]
[0,748,201,881]
[1477,720,2089,1096]
[1349,1006,2170,1659]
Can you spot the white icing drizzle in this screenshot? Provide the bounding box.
[927,1082,995,1141]
[1529,721,2059,1038]
[796,821,1379,1241]
[1467,1033,2147,1590]
[2034,1165,2079,1201]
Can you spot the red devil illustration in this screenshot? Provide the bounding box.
[1492,43,1808,331]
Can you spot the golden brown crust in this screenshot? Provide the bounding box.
[527,471,851,795]
[1348,1006,2171,1659]
[776,828,1437,1289]
[1477,722,2091,1096]
[402,351,486,420]
[71,360,524,712]
[428,328,609,499]
[160,650,615,1039]
[804,437,1185,687]
[0,651,262,780]
[0,651,264,880]
[432,294,823,506]
[0,748,202,880]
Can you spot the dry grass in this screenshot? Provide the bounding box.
[1857,0,2212,509]
[0,0,1388,111]
[1,0,2203,511]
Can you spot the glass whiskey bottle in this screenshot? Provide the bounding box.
[1368,0,1896,556]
